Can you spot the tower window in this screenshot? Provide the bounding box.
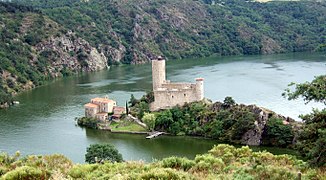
[172,95,174,98]
[184,94,186,97]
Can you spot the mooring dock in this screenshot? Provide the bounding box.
[146,132,164,139]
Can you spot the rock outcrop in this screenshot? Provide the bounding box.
[211,102,295,146]
[35,31,107,77]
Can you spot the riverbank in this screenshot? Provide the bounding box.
[77,116,148,133]
[130,94,301,148]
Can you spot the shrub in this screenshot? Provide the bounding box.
[85,144,123,164]
[68,164,99,178]
[194,154,225,172]
[262,117,294,147]
[2,166,44,180]
[142,113,156,131]
[140,168,193,180]
[161,157,195,171]
[77,117,100,129]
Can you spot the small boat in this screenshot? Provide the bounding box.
[13,101,20,105]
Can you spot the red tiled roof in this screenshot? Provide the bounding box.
[96,113,108,116]
[84,103,99,108]
[91,97,116,103]
[113,106,125,111]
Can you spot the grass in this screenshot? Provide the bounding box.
[109,120,147,132]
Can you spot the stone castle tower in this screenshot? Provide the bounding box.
[152,56,166,91]
[150,56,204,111]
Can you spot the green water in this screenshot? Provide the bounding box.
[0,53,324,163]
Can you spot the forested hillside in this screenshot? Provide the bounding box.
[1,0,326,104]
[15,0,326,64]
[0,2,107,105]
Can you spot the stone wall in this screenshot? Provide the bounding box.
[161,82,194,90]
[151,86,200,111]
[85,106,99,118]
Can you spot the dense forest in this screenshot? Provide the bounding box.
[1,0,325,102]
[12,0,326,63]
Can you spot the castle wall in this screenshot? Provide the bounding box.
[161,83,195,90]
[151,87,200,111]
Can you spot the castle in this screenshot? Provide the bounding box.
[150,56,204,111]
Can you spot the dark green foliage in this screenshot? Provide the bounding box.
[283,75,326,105]
[129,93,153,119]
[85,144,123,164]
[262,117,294,147]
[223,96,236,108]
[125,101,129,115]
[129,94,139,107]
[12,0,326,61]
[284,75,326,167]
[0,90,13,104]
[0,2,67,103]
[77,117,100,129]
[297,109,326,167]
[154,101,256,143]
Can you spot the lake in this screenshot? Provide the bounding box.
[0,53,325,163]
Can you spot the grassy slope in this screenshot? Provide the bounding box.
[109,121,147,132]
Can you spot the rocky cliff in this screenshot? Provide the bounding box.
[0,3,108,104]
[211,102,298,146]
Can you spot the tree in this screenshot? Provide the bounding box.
[129,94,139,107]
[284,75,326,167]
[297,109,326,167]
[85,144,123,164]
[142,113,156,131]
[223,96,236,108]
[262,117,294,147]
[283,75,326,105]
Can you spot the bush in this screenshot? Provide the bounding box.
[140,168,192,180]
[142,113,156,131]
[85,144,123,164]
[77,117,100,129]
[2,166,44,180]
[194,154,225,172]
[262,117,294,147]
[161,157,195,171]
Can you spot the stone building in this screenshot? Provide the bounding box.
[150,56,204,111]
[84,97,117,121]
